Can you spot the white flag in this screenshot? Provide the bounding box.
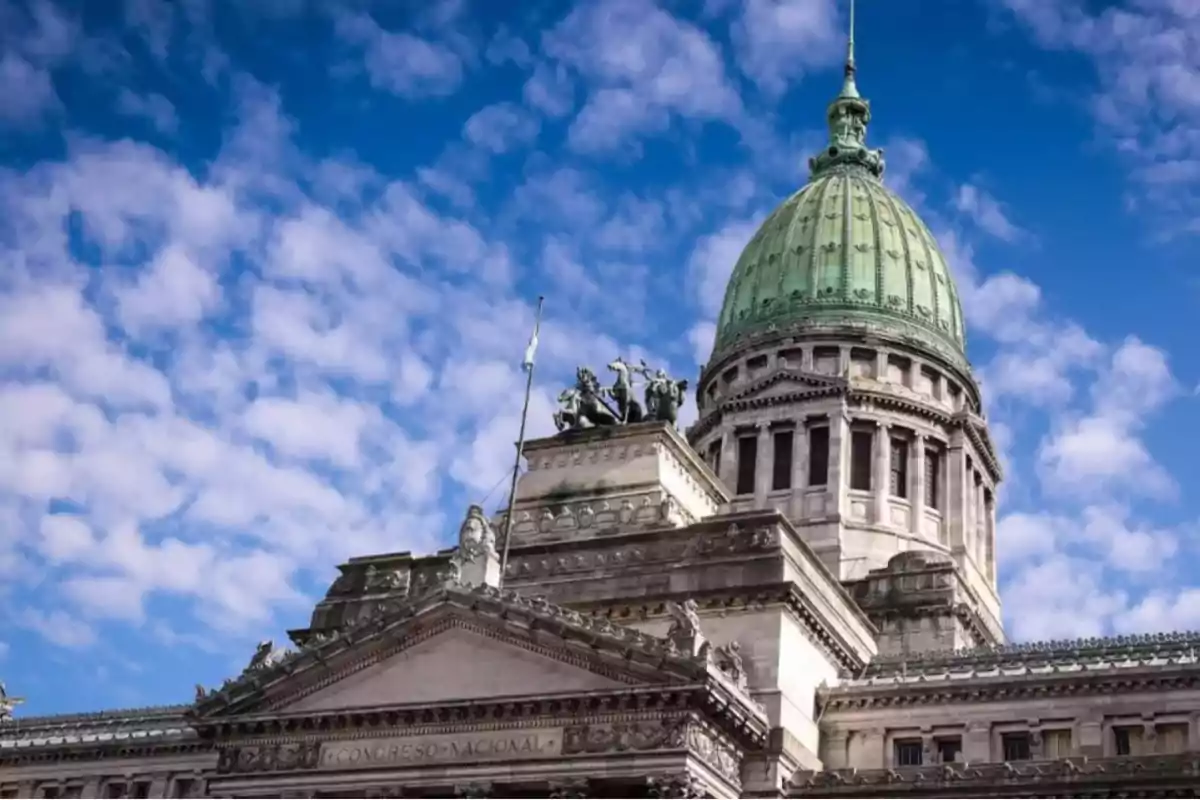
[522,321,540,371]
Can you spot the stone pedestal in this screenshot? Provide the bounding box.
[498,422,728,547]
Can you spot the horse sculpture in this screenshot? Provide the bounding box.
[606,357,644,423]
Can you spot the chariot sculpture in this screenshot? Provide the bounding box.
[553,357,688,432]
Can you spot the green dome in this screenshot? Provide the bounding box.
[712,47,968,369]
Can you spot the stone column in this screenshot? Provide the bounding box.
[838,346,851,375]
[801,345,814,371]
[911,434,926,537]
[794,421,809,496]
[830,410,849,519]
[873,422,890,525]
[875,351,888,381]
[946,439,967,550]
[755,423,771,504]
[718,429,736,490]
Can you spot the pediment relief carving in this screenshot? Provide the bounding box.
[723,369,845,406]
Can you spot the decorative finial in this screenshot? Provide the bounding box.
[807,0,886,180]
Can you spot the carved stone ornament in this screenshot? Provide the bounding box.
[666,598,706,657]
[364,564,408,592]
[457,504,498,561]
[547,778,590,799]
[242,639,292,675]
[217,741,321,774]
[562,719,687,754]
[712,641,749,692]
[646,774,709,799]
[0,681,25,721]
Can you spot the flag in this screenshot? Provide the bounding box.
[521,300,543,371]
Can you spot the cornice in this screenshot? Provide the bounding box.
[790,752,1200,797]
[863,631,1200,679]
[0,739,210,768]
[821,662,1200,711]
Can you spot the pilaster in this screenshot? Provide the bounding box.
[911,434,926,536]
[872,422,890,525]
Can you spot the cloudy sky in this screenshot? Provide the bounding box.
[2,0,1199,716]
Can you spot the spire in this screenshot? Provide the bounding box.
[839,0,860,100]
[807,0,886,180]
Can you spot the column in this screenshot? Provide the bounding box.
[875,351,888,381]
[838,346,851,375]
[718,429,736,491]
[755,423,771,504]
[801,345,814,371]
[946,438,967,550]
[830,410,849,518]
[873,422,890,524]
[911,434,926,537]
[793,421,809,497]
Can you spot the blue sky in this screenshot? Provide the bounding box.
[1,0,1198,716]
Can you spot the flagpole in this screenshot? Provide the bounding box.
[498,295,544,589]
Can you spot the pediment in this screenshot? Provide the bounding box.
[727,369,844,404]
[279,621,625,712]
[193,583,703,719]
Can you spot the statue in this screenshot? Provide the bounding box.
[243,640,288,674]
[714,641,749,691]
[364,564,407,592]
[606,357,644,423]
[194,684,207,702]
[0,682,24,721]
[458,504,497,561]
[665,599,706,657]
[554,358,688,430]
[638,360,688,425]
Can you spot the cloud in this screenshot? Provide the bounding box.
[114,88,178,135]
[334,11,465,99]
[463,102,541,153]
[996,0,1200,232]
[729,0,844,95]
[954,183,1028,242]
[544,0,744,152]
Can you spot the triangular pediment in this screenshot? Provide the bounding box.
[193,583,704,719]
[280,622,625,712]
[727,369,845,404]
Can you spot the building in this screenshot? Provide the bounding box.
[4,20,1199,800]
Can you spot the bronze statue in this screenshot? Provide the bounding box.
[553,358,688,430]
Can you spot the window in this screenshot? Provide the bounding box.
[171,781,194,800]
[850,430,873,491]
[707,439,722,475]
[1,788,17,799]
[808,426,830,486]
[61,788,83,800]
[894,739,923,766]
[40,788,60,800]
[736,435,758,495]
[889,438,909,498]
[772,429,794,491]
[1001,732,1031,761]
[1114,725,1144,756]
[936,737,962,763]
[1157,723,1188,754]
[131,783,151,800]
[104,785,126,799]
[924,449,940,508]
[1043,729,1072,759]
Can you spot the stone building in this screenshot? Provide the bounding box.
[3,23,1198,800]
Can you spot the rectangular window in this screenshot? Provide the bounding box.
[1043,729,1072,759]
[131,783,151,800]
[1114,725,1143,756]
[171,782,194,800]
[40,788,60,800]
[936,737,962,763]
[736,435,758,495]
[708,439,722,475]
[1002,732,1032,761]
[807,426,830,486]
[850,430,873,491]
[889,438,909,498]
[1157,723,1188,754]
[772,429,794,491]
[924,449,941,508]
[893,739,923,766]
[104,785,125,800]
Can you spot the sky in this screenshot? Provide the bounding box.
[1,0,1199,717]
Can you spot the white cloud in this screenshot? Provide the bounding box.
[954,183,1028,242]
[730,0,843,96]
[334,11,464,99]
[544,0,744,152]
[462,102,540,153]
[115,88,178,134]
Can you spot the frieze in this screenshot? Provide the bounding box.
[646,773,711,799]
[506,522,778,580]
[316,728,562,770]
[562,719,686,754]
[216,740,321,774]
[686,722,742,786]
